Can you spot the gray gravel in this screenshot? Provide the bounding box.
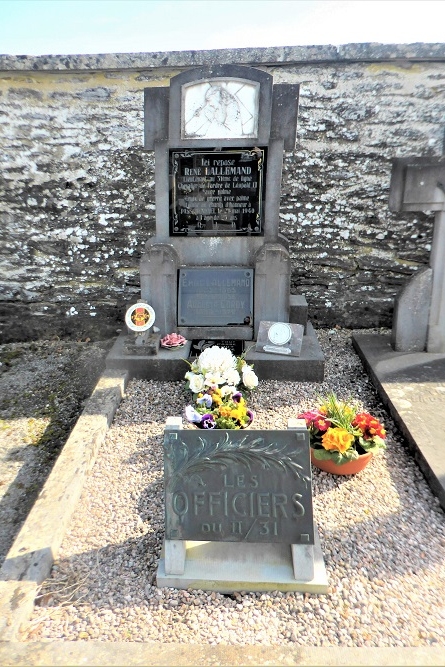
[16,329,445,645]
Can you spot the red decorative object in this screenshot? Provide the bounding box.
[160,333,187,348]
[310,449,373,475]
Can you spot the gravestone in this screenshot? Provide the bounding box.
[106,64,324,381]
[352,152,445,510]
[141,65,293,341]
[157,417,329,593]
[388,156,445,353]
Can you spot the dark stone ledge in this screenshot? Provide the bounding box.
[1,43,445,73]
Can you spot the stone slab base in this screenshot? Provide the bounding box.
[106,322,324,382]
[244,322,324,381]
[156,528,329,594]
[123,332,161,356]
[352,333,445,511]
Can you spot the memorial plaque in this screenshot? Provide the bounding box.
[170,148,266,236]
[125,302,155,332]
[163,429,314,544]
[178,268,253,326]
[256,321,304,357]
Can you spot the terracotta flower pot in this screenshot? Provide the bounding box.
[310,449,373,475]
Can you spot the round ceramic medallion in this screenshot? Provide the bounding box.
[125,303,155,332]
[267,322,292,346]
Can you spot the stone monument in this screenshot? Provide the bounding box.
[157,417,329,593]
[388,156,445,353]
[106,64,324,381]
[352,154,445,511]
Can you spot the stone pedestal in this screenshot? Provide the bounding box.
[156,533,329,594]
[106,317,324,382]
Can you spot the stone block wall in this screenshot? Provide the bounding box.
[1,44,444,341]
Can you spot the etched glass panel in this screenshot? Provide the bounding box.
[182,78,259,140]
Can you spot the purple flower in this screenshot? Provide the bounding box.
[246,409,254,425]
[201,414,216,429]
[185,405,202,424]
[232,392,242,403]
[197,393,212,408]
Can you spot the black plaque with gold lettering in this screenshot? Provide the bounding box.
[163,429,314,544]
[170,148,266,235]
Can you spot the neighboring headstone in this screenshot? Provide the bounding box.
[389,156,445,353]
[391,267,432,352]
[255,321,304,356]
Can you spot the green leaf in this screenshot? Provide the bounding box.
[331,451,347,465]
[360,444,378,455]
[360,436,386,453]
[311,448,334,461]
[342,448,359,461]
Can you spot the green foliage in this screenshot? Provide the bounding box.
[303,391,387,466]
[312,446,359,465]
[318,392,358,433]
[0,348,23,366]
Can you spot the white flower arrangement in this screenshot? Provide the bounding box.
[184,345,258,429]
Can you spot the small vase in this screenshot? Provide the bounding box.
[310,449,373,475]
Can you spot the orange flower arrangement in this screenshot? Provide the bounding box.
[298,393,386,466]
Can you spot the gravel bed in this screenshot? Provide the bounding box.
[27,328,445,646]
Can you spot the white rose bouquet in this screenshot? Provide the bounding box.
[184,345,258,429]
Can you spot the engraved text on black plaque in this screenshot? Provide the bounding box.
[170,148,266,235]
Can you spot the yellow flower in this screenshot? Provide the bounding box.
[230,405,247,421]
[321,427,355,454]
[212,389,223,405]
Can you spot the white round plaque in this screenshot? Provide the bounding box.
[267,322,292,346]
[125,302,155,332]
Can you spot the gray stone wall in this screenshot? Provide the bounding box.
[1,44,444,341]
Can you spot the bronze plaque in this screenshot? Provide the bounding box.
[170,148,266,235]
[163,429,314,544]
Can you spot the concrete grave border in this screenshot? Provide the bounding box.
[0,369,129,640]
